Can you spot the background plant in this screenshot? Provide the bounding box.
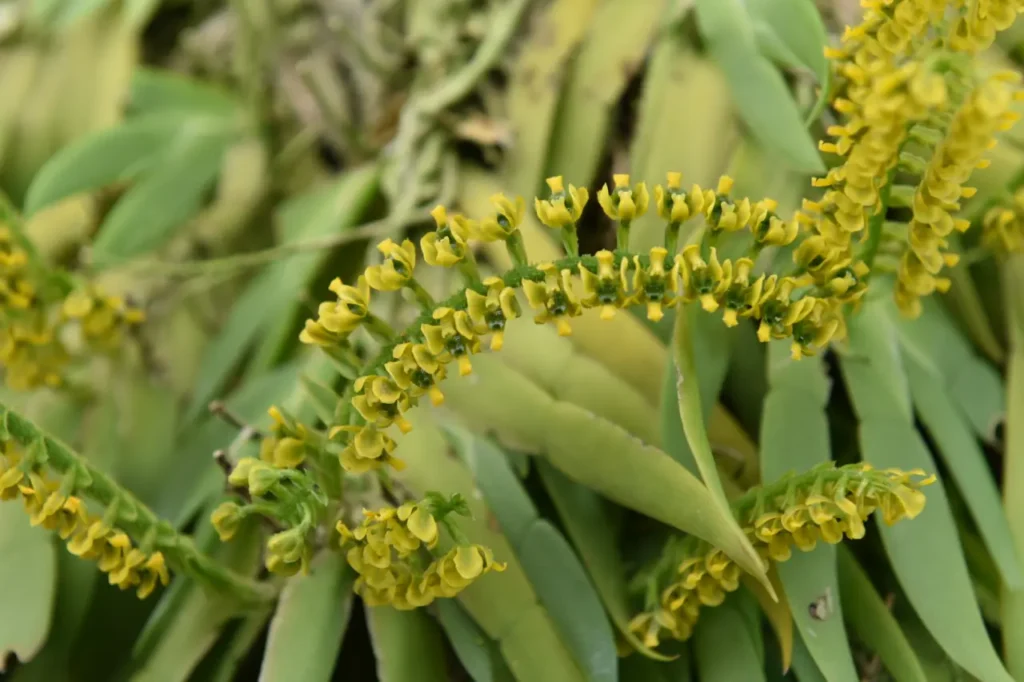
[2,1,1024,682]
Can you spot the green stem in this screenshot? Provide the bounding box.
[559,226,579,257]
[405,278,437,310]
[617,222,631,252]
[860,176,894,273]
[0,404,275,604]
[364,313,398,342]
[456,251,483,287]
[504,232,530,268]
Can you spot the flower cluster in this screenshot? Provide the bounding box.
[983,188,1024,254]
[949,0,1024,52]
[212,451,327,576]
[336,500,505,610]
[0,225,144,390]
[895,73,1022,315]
[1,441,169,598]
[630,463,934,648]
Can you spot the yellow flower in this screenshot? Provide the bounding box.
[477,194,526,241]
[578,250,629,320]
[314,276,371,336]
[398,503,439,547]
[788,300,843,359]
[331,424,403,473]
[352,375,414,433]
[422,206,473,267]
[597,174,649,222]
[630,248,682,322]
[266,527,312,576]
[422,308,481,376]
[67,518,111,559]
[211,502,243,541]
[258,406,311,468]
[385,342,446,406]
[108,548,147,590]
[298,319,347,347]
[521,264,582,336]
[653,172,692,224]
[62,287,145,351]
[464,277,520,351]
[721,259,774,328]
[535,176,589,229]
[364,239,417,291]
[137,552,170,599]
[97,531,133,573]
[435,545,506,592]
[679,245,731,312]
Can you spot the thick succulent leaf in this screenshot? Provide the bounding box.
[760,348,857,682]
[395,411,585,682]
[259,551,354,682]
[903,351,1023,589]
[444,427,618,682]
[435,599,515,682]
[693,0,823,173]
[366,607,447,682]
[537,461,672,661]
[0,505,55,671]
[694,594,767,682]
[836,546,927,682]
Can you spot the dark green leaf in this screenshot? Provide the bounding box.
[694,594,766,682]
[434,599,514,682]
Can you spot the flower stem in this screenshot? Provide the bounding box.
[0,403,276,604]
[405,278,437,310]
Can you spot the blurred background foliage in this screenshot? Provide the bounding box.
[1,0,1024,681]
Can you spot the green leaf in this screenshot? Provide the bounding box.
[693,0,824,173]
[0,504,56,671]
[298,374,341,427]
[620,649,692,682]
[841,301,913,421]
[836,546,927,682]
[128,67,239,117]
[760,350,857,682]
[672,305,733,506]
[537,461,672,661]
[185,166,379,421]
[892,297,1004,442]
[694,594,766,682]
[23,112,213,216]
[366,607,447,682]
[396,411,586,682]
[130,515,263,682]
[435,599,514,682]
[790,636,828,682]
[91,126,236,264]
[441,354,770,592]
[442,428,617,681]
[903,350,1024,589]
[858,417,1012,682]
[260,551,354,682]
[746,0,829,83]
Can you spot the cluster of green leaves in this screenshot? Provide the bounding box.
[1,1,1023,682]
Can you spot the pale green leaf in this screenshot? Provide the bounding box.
[366,607,447,682]
[836,546,927,682]
[746,0,829,82]
[693,0,823,173]
[0,504,55,671]
[694,594,766,682]
[904,351,1024,589]
[538,461,672,661]
[434,600,514,682]
[259,551,354,682]
[128,67,239,117]
[859,417,1012,682]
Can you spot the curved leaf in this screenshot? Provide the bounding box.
[537,461,672,661]
[836,546,927,682]
[761,349,857,682]
[0,503,55,671]
[23,112,215,216]
[746,0,829,82]
[128,67,239,117]
[693,0,823,173]
[366,607,447,682]
[694,595,766,682]
[92,127,236,264]
[435,600,514,682]
[259,552,354,682]
[903,351,1024,589]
